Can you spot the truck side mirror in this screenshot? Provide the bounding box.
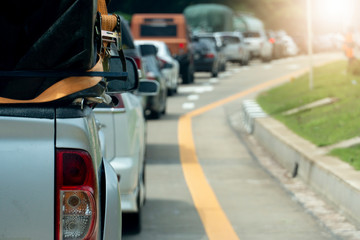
[137,79,159,96]
[106,57,139,93]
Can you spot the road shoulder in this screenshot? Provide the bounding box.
[246,116,360,239]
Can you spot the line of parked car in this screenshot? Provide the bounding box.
[127,13,251,83]
[90,16,186,235]
[90,17,307,236]
[95,12,305,237]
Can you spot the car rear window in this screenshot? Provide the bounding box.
[143,56,161,74]
[199,36,215,43]
[221,36,240,44]
[243,32,261,38]
[140,24,177,37]
[199,38,216,48]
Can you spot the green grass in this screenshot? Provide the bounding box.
[257,60,360,147]
[330,145,360,170]
[257,60,360,170]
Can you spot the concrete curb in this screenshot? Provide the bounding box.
[253,117,360,227]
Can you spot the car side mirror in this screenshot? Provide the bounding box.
[162,62,174,69]
[137,79,159,96]
[106,56,139,93]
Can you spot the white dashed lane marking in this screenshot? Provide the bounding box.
[220,71,232,78]
[187,95,199,101]
[182,102,195,110]
[178,85,214,94]
[209,78,219,83]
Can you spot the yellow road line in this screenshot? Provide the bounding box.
[178,115,240,240]
[178,69,307,240]
[188,68,307,118]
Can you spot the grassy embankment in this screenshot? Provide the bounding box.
[257,60,360,170]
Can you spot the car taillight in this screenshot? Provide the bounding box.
[158,57,168,66]
[56,149,97,240]
[205,53,214,59]
[146,71,157,81]
[132,56,142,70]
[111,93,125,109]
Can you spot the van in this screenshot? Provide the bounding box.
[131,14,194,84]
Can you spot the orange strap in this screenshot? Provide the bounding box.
[97,0,117,31]
[97,0,108,15]
[0,59,104,104]
[102,15,117,32]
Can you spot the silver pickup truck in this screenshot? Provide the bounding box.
[0,104,122,239]
[0,0,139,239]
[0,54,149,239]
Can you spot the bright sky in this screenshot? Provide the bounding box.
[315,0,355,29]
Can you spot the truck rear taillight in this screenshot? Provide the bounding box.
[56,149,97,240]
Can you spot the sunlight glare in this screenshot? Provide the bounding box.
[316,0,354,26]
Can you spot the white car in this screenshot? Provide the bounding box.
[282,35,299,56]
[216,32,250,65]
[244,31,273,62]
[135,40,180,95]
[94,80,159,233]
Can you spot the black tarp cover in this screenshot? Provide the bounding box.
[0,0,100,101]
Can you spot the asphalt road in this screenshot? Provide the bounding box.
[123,52,345,240]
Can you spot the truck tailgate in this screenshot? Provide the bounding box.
[0,116,55,239]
